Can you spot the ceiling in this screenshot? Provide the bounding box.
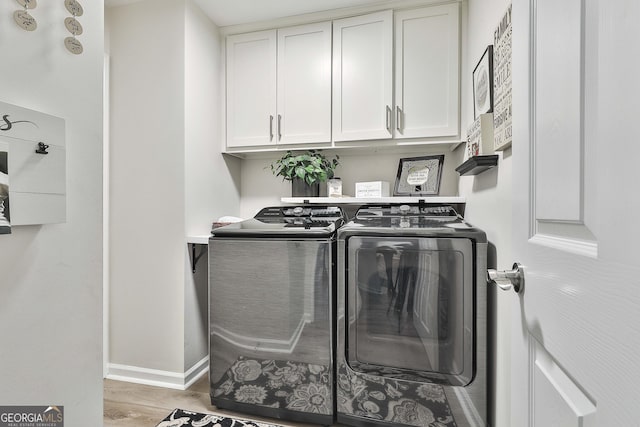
[105,0,391,27]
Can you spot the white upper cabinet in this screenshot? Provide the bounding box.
[226,23,332,149]
[395,4,460,139]
[277,22,332,145]
[226,3,461,150]
[226,30,277,148]
[332,10,393,142]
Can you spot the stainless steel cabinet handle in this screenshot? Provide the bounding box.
[396,106,403,133]
[488,263,525,293]
[269,115,274,141]
[278,114,282,141]
[386,105,392,134]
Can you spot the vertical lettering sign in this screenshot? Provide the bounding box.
[493,4,513,151]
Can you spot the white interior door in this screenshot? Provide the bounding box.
[511,0,640,426]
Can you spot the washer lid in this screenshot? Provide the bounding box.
[212,205,346,237]
[340,204,486,242]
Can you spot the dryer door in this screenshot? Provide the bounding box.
[345,236,474,386]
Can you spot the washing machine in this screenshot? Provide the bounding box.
[208,205,346,425]
[336,204,489,427]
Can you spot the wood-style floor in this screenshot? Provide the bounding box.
[104,375,319,427]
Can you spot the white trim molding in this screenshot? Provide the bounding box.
[529,233,597,259]
[106,356,209,391]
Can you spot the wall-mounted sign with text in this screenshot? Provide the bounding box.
[493,3,512,151]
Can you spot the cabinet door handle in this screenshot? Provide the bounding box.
[269,115,274,141]
[396,106,403,133]
[278,114,282,141]
[385,105,392,134]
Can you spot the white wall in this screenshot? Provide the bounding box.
[185,1,241,236]
[184,0,239,371]
[240,146,460,218]
[0,2,104,426]
[108,0,238,381]
[108,0,186,373]
[459,1,512,426]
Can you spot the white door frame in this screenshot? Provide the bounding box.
[103,53,110,378]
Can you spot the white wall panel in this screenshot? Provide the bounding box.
[534,0,583,222]
[0,0,104,425]
[108,0,186,374]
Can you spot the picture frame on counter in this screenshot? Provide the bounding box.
[473,45,494,119]
[393,155,444,196]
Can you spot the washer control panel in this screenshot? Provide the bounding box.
[255,206,346,228]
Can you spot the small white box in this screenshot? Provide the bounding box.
[355,181,390,198]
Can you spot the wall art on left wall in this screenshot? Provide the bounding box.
[0,142,11,234]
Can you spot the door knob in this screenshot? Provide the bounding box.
[488,262,525,293]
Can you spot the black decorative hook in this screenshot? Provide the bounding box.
[35,142,49,154]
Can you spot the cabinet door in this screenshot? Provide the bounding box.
[226,30,276,148]
[277,22,332,145]
[395,4,460,138]
[333,10,393,142]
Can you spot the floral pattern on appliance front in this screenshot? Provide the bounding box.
[337,360,457,427]
[212,357,332,415]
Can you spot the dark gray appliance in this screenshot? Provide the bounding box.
[336,204,489,427]
[208,206,346,425]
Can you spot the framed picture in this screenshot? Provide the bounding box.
[393,155,444,196]
[473,45,494,119]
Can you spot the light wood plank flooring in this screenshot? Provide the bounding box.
[104,375,320,427]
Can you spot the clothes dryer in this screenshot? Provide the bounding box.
[336,204,489,427]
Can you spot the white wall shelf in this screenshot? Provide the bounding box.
[186,235,210,244]
[281,196,465,204]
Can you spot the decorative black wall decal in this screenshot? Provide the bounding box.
[1,114,38,132]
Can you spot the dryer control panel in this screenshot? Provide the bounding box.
[356,204,459,218]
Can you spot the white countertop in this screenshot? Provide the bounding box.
[186,235,210,244]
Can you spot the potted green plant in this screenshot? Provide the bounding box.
[270,150,340,197]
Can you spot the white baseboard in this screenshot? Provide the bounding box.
[184,356,209,389]
[107,356,208,391]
